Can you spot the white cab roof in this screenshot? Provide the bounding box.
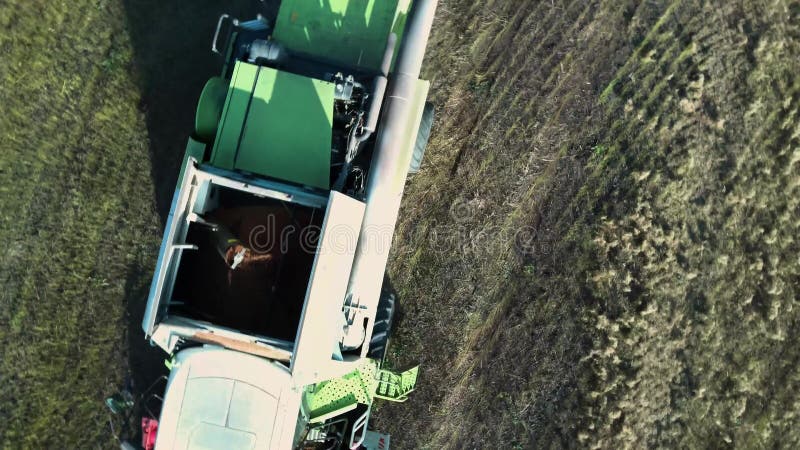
[155,347,300,450]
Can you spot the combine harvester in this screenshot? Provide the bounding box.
[130,0,437,449]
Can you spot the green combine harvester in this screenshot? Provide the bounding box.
[133,0,437,449]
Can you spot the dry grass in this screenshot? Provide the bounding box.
[0,1,159,447]
[0,1,257,447]
[375,0,800,448]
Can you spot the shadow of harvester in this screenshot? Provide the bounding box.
[116,0,268,442]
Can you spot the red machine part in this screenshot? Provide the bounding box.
[141,417,158,450]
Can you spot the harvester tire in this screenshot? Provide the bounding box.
[409,102,434,174]
[368,275,398,361]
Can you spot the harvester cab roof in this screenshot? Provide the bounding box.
[136,1,437,449]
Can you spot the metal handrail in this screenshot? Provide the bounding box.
[212,14,239,54]
[349,406,371,449]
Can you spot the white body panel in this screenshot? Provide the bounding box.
[291,192,366,385]
[155,347,301,450]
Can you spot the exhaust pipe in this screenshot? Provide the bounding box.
[344,0,437,350]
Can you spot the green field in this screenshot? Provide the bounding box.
[1,0,799,448]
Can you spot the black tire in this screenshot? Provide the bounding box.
[409,102,434,174]
[368,275,398,361]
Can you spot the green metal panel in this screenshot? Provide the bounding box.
[236,67,334,189]
[303,359,378,422]
[273,0,411,72]
[375,366,419,402]
[301,359,422,421]
[195,77,228,143]
[210,61,334,189]
[211,62,259,170]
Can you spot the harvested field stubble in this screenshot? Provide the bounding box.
[376,0,800,448]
